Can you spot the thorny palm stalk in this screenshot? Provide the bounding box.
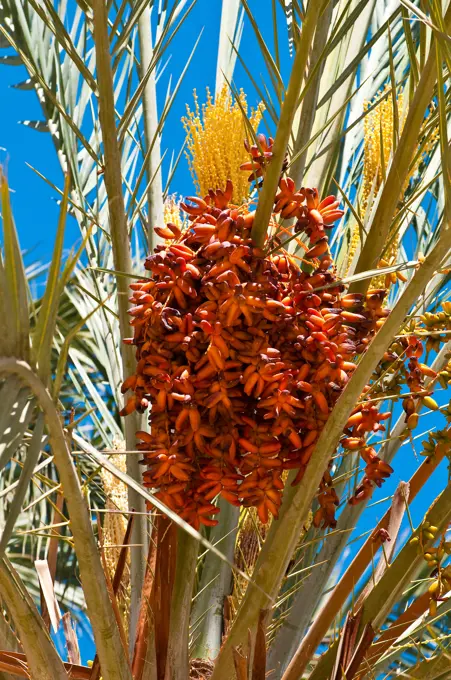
[2,2,451,680]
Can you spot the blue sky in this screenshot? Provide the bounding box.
[0,0,288,263]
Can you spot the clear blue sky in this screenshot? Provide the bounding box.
[0,0,288,263]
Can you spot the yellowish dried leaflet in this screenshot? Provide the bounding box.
[100,441,130,632]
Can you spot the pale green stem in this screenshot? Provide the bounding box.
[141,616,158,680]
[0,358,132,680]
[210,217,451,680]
[137,6,164,251]
[0,413,44,557]
[250,0,326,247]
[165,529,199,680]
[289,1,333,186]
[303,0,376,195]
[215,0,241,95]
[92,0,147,647]
[0,557,67,680]
[191,501,239,660]
[0,571,23,680]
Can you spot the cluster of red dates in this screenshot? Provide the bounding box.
[121,143,392,530]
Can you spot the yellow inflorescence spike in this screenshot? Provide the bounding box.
[347,87,438,280]
[362,86,405,209]
[100,446,129,580]
[100,440,130,632]
[347,86,406,278]
[182,85,264,204]
[164,193,184,229]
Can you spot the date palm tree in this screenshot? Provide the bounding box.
[1,1,451,679]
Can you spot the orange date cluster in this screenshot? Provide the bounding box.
[121,170,391,530]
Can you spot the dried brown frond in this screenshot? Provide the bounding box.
[190,658,214,679]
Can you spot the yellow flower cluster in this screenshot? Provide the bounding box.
[100,447,129,581]
[163,193,184,229]
[182,85,264,204]
[100,443,130,633]
[349,87,437,281]
[347,87,406,278]
[362,86,405,208]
